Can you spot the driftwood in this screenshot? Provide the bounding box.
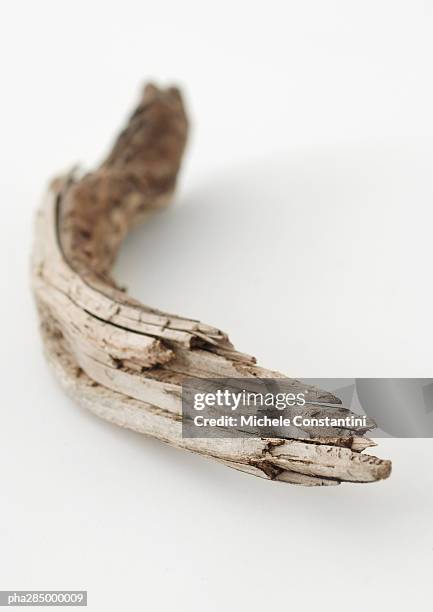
[32,84,392,486]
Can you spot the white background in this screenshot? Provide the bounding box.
[1,1,433,609]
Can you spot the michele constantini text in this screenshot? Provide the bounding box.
[193,415,368,428]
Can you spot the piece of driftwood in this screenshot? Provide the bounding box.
[32,84,392,486]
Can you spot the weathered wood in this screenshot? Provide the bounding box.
[31,84,391,486]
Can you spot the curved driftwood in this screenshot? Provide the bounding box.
[32,84,392,486]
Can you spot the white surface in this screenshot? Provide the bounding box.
[1,1,433,609]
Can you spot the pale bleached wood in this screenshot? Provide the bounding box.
[31,84,392,486]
